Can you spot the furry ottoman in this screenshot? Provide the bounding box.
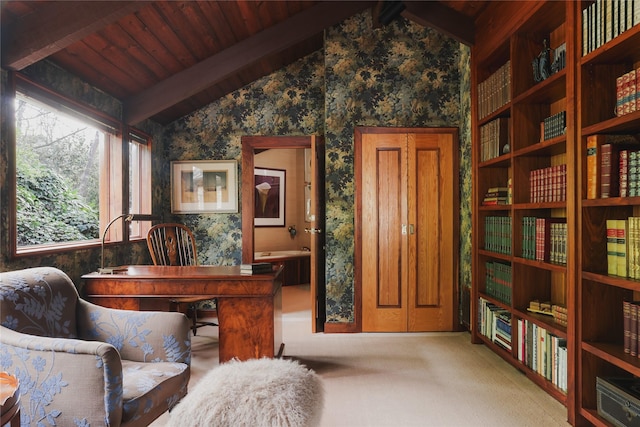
[168,358,323,427]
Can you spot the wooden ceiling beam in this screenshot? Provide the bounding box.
[402,1,475,46]
[2,1,149,71]
[124,1,373,125]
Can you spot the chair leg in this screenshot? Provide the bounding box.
[189,304,198,336]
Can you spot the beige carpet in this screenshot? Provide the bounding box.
[151,285,570,427]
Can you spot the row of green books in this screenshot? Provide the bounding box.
[485,261,511,305]
[484,216,511,255]
[606,217,640,279]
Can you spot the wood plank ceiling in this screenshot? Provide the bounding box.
[1,1,490,126]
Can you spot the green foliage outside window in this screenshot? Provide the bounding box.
[15,95,100,246]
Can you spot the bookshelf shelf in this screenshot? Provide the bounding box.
[513,136,566,158]
[512,69,567,105]
[581,25,640,66]
[583,341,640,377]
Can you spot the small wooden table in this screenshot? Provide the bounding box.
[0,372,20,427]
[82,265,283,363]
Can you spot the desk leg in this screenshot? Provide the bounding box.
[217,295,279,363]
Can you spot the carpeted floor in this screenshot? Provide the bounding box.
[151,284,570,427]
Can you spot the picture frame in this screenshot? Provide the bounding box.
[171,160,238,214]
[254,167,285,227]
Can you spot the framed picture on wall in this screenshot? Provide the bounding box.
[171,160,238,213]
[254,167,285,227]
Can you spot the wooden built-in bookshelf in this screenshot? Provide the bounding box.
[576,0,640,424]
[472,1,640,425]
[472,0,576,423]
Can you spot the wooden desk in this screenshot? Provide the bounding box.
[82,265,283,363]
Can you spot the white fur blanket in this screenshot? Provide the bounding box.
[169,358,323,427]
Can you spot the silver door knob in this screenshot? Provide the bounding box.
[305,228,322,234]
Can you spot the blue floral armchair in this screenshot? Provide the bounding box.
[0,267,191,427]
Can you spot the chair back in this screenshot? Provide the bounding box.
[147,223,198,266]
[0,267,79,338]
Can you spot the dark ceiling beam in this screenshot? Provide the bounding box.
[124,1,373,125]
[2,1,148,71]
[402,2,474,46]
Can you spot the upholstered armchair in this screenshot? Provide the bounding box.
[0,267,191,427]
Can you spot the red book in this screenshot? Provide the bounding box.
[620,149,630,197]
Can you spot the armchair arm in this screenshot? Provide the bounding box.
[77,299,191,364]
[0,326,123,427]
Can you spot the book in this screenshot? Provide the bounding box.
[240,262,273,274]
[586,134,604,199]
[617,219,629,277]
[625,300,632,353]
[607,219,619,276]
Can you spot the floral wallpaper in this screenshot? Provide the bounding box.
[323,13,462,322]
[459,44,473,325]
[0,11,473,327]
[161,51,325,271]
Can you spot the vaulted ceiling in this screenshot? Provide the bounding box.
[1,1,490,126]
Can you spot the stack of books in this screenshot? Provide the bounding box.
[616,68,639,117]
[527,300,553,316]
[482,186,509,206]
[552,305,568,327]
[240,262,273,275]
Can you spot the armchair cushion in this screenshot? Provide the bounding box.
[0,267,191,427]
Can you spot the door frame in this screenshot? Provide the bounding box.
[241,135,325,332]
[354,126,461,332]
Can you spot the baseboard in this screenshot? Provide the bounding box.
[323,322,359,333]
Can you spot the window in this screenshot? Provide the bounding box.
[14,78,152,254]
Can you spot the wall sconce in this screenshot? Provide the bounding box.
[99,213,159,274]
[288,225,297,239]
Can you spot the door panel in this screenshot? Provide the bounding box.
[407,133,454,332]
[359,129,456,332]
[362,134,408,331]
[310,136,326,333]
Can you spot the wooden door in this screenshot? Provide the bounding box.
[241,136,326,332]
[309,136,326,333]
[357,128,458,332]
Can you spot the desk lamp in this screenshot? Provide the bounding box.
[99,213,159,274]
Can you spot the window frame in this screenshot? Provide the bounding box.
[10,73,153,258]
